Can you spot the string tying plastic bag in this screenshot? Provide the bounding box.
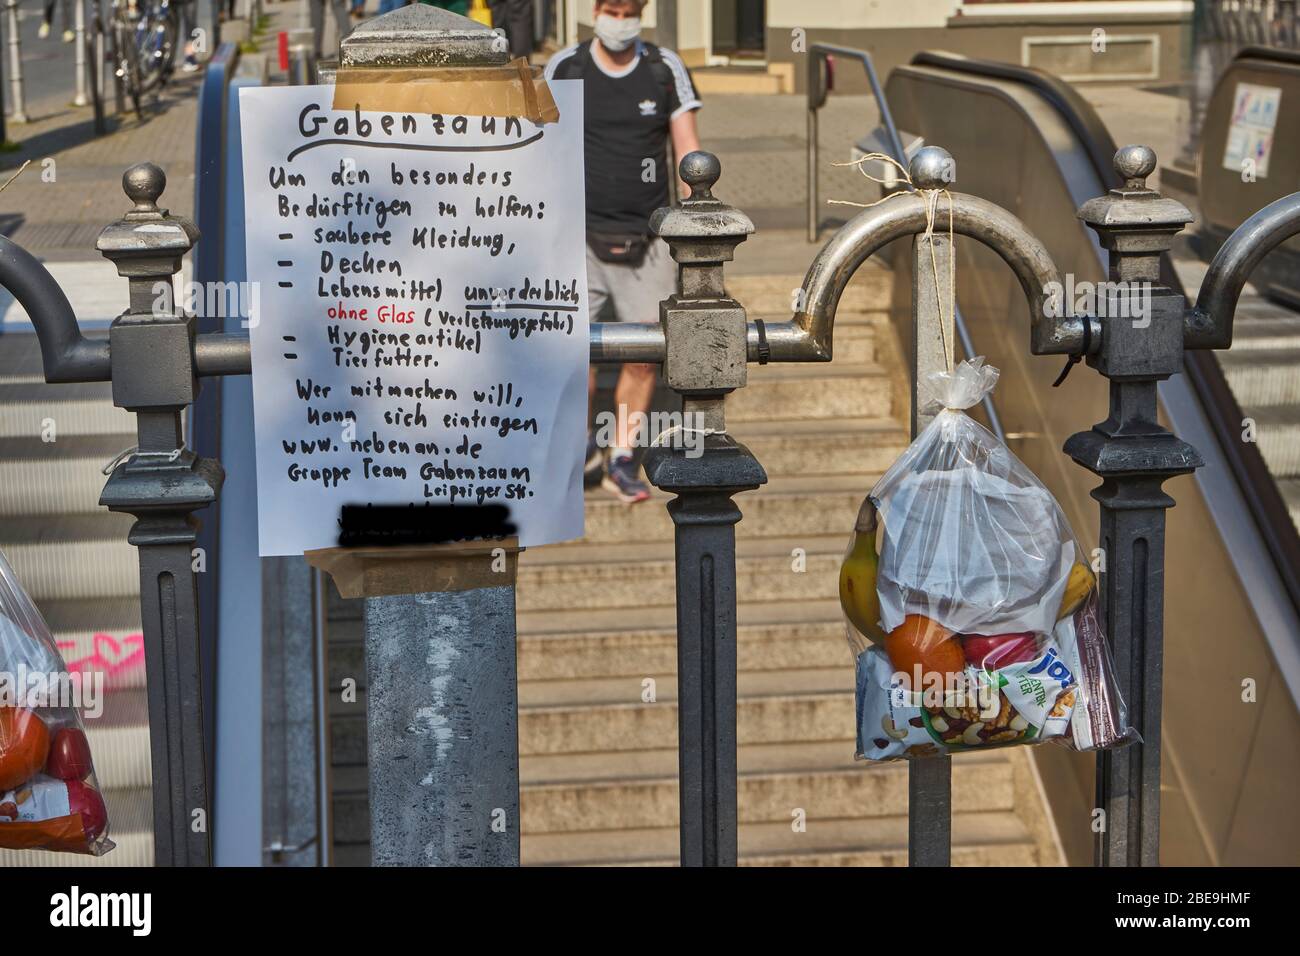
[0,550,114,855]
[840,358,1138,760]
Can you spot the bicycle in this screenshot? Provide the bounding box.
[109,0,180,118]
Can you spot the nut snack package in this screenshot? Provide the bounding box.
[0,549,113,855]
[839,358,1138,761]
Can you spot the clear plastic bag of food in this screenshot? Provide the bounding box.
[0,549,113,855]
[839,357,1138,760]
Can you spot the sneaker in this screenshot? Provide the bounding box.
[38,22,50,39]
[602,454,651,504]
[62,29,75,42]
[583,433,603,487]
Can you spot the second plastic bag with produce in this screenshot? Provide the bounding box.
[0,549,113,855]
[839,357,1138,760]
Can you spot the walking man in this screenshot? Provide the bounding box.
[545,0,701,503]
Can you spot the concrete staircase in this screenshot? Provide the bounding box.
[510,267,1063,866]
[0,334,153,866]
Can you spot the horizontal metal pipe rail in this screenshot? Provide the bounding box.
[2,190,1082,382]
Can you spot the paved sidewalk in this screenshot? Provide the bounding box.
[0,0,310,330]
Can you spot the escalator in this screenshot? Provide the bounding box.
[873,51,1300,865]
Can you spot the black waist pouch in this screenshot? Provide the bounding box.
[587,232,650,267]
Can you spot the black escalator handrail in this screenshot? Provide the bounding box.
[912,48,1300,620]
[1234,45,1300,68]
[910,51,1123,190]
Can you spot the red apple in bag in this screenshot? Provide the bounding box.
[65,779,108,843]
[45,727,94,781]
[961,632,1039,671]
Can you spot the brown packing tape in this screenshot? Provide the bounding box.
[331,59,560,124]
[305,538,521,599]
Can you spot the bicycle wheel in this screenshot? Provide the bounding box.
[132,12,162,93]
[156,6,179,83]
[114,20,144,118]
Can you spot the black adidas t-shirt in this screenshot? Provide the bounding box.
[546,40,701,235]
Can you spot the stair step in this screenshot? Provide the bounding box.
[518,534,843,613]
[1219,347,1300,408]
[522,753,1014,834]
[84,688,152,791]
[516,598,849,681]
[580,473,874,544]
[1248,405,1300,478]
[693,70,784,96]
[822,320,876,365]
[521,738,856,784]
[732,416,908,476]
[729,363,893,422]
[520,664,851,707]
[521,807,1037,866]
[1280,477,1300,532]
[0,382,131,438]
[326,598,854,689]
[0,785,152,867]
[0,513,138,602]
[0,331,82,384]
[0,435,135,515]
[725,269,891,317]
[519,689,852,756]
[1230,315,1300,351]
[40,597,146,690]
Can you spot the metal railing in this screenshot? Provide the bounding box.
[3,5,1299,867]
[804,42,1005,440]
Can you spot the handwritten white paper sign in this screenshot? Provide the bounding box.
[238,83,588,555]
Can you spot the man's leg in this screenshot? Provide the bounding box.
[612,363,655,450]
[599,240,675,504]
[585,249,611,486]
[491,0,533,61]
[509,0,534,61]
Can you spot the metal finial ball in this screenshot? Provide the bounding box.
[679,150,721,198]
[1114,145,1156,184]
[909,146,954,190]
[123,163,166,207]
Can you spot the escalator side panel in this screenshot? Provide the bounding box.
[1197,56,1300,305]
[885,64,1300,866]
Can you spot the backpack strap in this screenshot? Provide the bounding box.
[564,38,674,98]
[638,41,676,98]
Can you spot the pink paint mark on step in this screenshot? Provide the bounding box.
[56,632,145,686]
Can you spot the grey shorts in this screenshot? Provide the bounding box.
[586,239,676,324]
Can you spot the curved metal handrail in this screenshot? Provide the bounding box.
[1189,190,1300,349]
[0,237,111,382]
[788,189,1086,361]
